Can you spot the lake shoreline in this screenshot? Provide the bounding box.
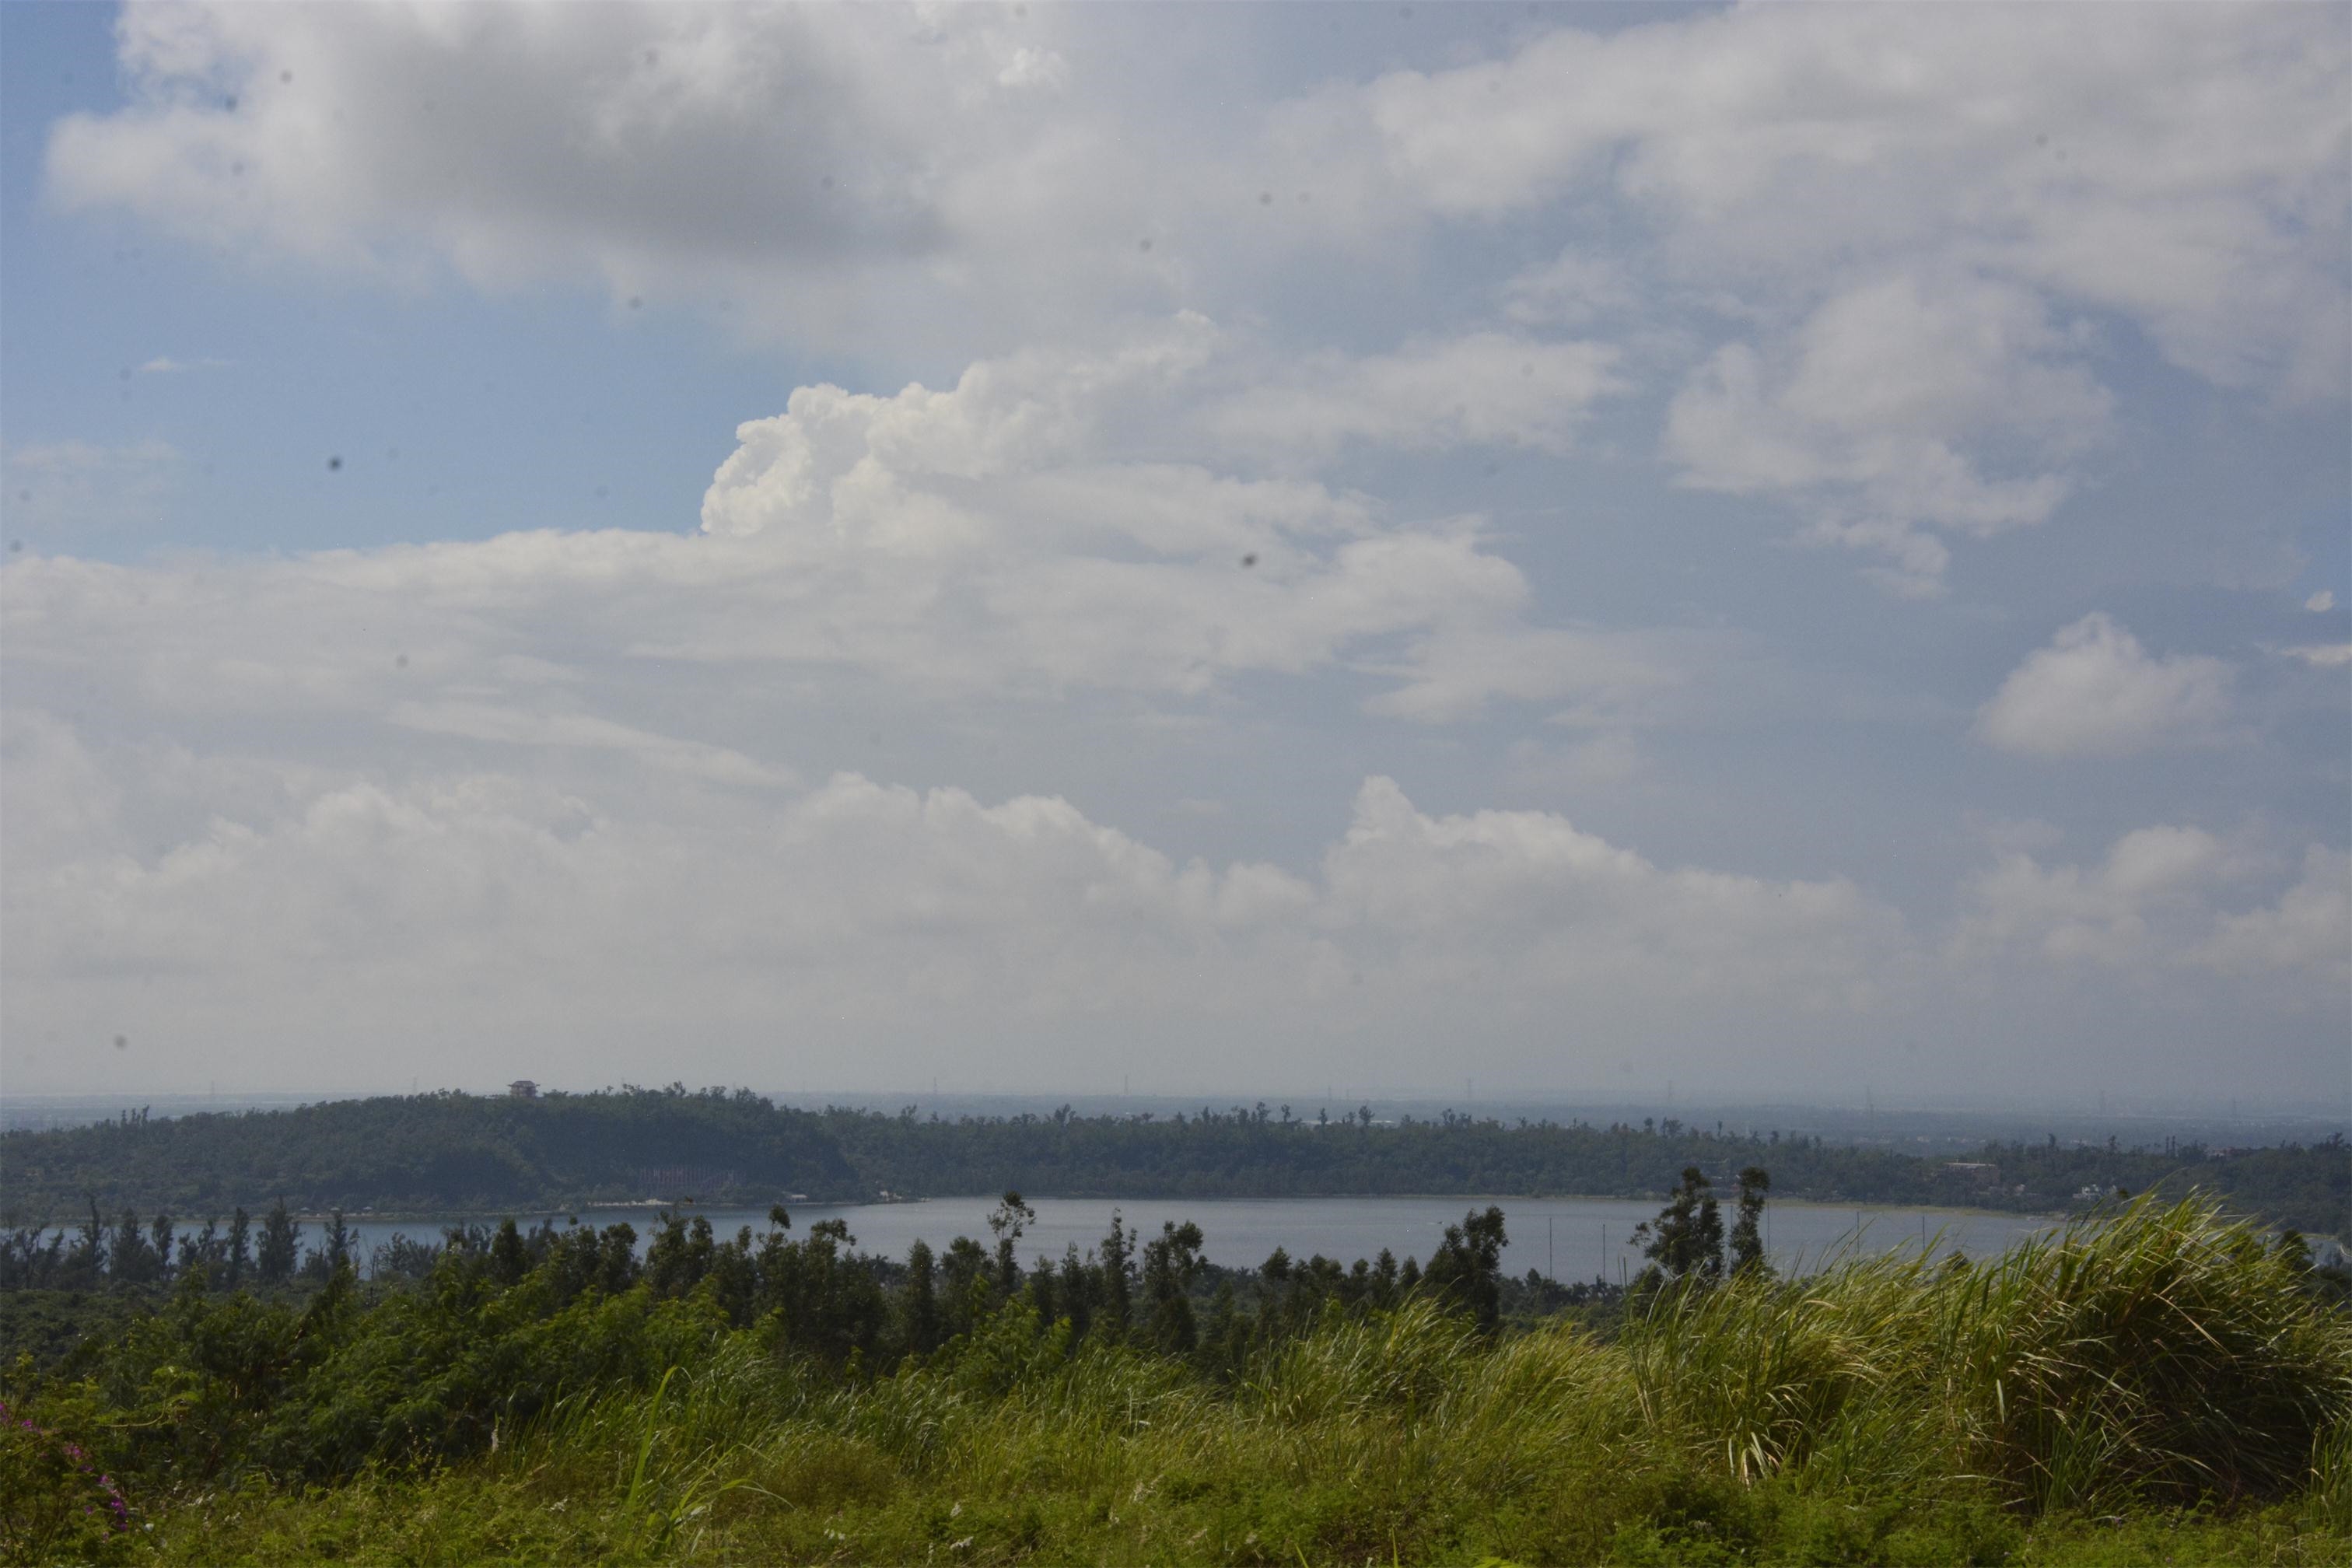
[273,1190,2077,1227]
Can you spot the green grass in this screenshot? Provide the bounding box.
[27,1196,2352,1565]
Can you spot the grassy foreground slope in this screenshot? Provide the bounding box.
[5,1197,2347,1566]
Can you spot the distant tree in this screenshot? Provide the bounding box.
[1422,1206,1509,1332]
[1729,1167,1771,1278]
[484,1216,530,1286]
[940,1236,992,1339]
[986,1191,1036,1295]
[148,1213,177,1283]
[110,1209,159,1286]
[1633,1167,1724,1285]
[1140,1220,1206,1352]
[324,1210,354,1275]
[595,1221,638,1295]
[223,1206,251,1289]
[1055,1244,1093,1340]
[257,1199,300,1285]
[179,1217,221,1276]
[1097,1211,1135,1335]
[70,1200,107,1283]
[901,1239,941,1355]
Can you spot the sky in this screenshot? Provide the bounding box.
[2,2,2346,1108]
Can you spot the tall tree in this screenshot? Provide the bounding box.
[224,1206,251,1288]
[1422,1206,1510,1332]
[1140,1220,1206,1352]
[900,1238,941,1356]
[71,1200,107,1283]
[986,1191,1035,1295]
[1633,1167,1724,1284]
[1729,1167,1772,1278]
[1097,1211,1135,1336]
[110,1209,158,1285]
[257,1199,300,1285]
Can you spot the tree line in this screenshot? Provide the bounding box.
[4,1086,2343,1235]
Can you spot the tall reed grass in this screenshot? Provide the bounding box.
[1622,1195,2351,1510]
[147,1194,2347,1563]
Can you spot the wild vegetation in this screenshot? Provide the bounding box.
[2,1190,2346,1566]
[5,1087,2345,1235]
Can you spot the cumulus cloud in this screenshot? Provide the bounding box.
[1,321,1682,727]
[1336,5,2347,397]
[10,3,2347,1104]
[47,4,2345,390]
[1976,614,2235,758]
[681,319,1676,716]
[0,710,1907,1092]
[388,701,796,789]
[48,5,967,325]
[2193,846,2352,993]
[8,698,2340,1100]
[1499,249,1636,328]
[1202,334,1621,462]
[1664,275,2109,593]
[1954,824,2344,997]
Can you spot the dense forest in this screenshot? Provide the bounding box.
[2,1192,2345,1565]
[4,1086,2345,1235]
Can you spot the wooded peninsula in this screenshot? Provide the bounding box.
[4,1085,2343,1234]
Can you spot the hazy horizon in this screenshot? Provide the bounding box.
[4,3,2346,1107]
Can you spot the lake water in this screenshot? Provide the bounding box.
[315,1194,2060,1283]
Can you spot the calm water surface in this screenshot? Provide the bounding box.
[325,1195,2060,1282]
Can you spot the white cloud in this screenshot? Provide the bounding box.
[1976,614,2234,758]
[47,4,2344,392]
[0,723,1908,1091]
[10,3,2347,1102]
[1499,249,1636,328]
[1501,733,1646,796]
[2,439,186,544]
[680,320,1671,717]
[388,701,796,789]
[1339,5,2348,398]
[1203,333,1621,462]
[2305,590,2336,613]
[0,324,1701,740]
[1954,824,2342,996]
[2193,846,2352,992]
[12,702,2338,1099]
[1664,274,2109,593]
[2282,642,2352,669]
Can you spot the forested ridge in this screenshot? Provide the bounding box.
[5,1087,2343,1235]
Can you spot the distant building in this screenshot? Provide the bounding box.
[508,1080,538,1100]
[1941,1161,2000,1185]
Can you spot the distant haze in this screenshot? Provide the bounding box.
[2,3,2346,1106]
